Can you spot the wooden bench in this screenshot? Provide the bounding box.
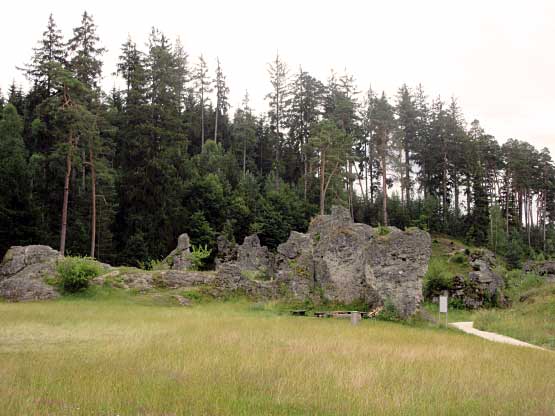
[314,312,329,318]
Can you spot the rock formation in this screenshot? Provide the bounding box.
[217,206,432,316]
[445,249,507,308]
[0,207,433,316]
[0,245,61,301]
[524,260,555,281]
[163,233,192,270]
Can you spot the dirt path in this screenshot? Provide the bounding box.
[450,321,547,351]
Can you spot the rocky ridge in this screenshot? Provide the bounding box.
[1,207,432,316]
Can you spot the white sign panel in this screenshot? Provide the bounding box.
[439,296,448,313]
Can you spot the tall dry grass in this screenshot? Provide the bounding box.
[1,295,554,415]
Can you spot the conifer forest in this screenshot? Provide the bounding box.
[1,12,554,267]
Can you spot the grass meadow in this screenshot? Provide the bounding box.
[475,282,555,350]
[1,289,555,415]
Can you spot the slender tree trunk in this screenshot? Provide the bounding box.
[89,138,97,258]
[381,142,388,226]
[405,144,410,209]
[60,132,74,256]
[347,160,353,219]
[320,150,326,215]
[442,152,448,225]
[454,172,459,218]
[201,87,205,148]
[214,107,219,145]
[544,191,547,252]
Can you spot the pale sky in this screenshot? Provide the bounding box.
[2,0,554,155]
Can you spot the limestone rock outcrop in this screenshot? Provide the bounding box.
[445,249,507,308]
[216,206,432,316]
[163,233,192,270]
[0,245,61,301]
[524,261,555,281]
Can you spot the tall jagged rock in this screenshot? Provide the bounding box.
[163,233,192,270]
[217,206,432,316]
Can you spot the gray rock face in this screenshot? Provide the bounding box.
[524,261,555,280]
[215,235,237,266]
[164,233,192,270]
[217,206,432,316]
[0,245,61,301]
[0,245,60,277]
[446,250,507,308]
[365,227,431,317]
[236,235,274,279]
[275,232,314,299]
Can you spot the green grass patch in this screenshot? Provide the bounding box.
[474,281,555,349]
[0,298,554,414]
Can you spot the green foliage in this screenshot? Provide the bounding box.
[377,224,390,236]
[56,256,102,293]
[189,244,212,271]
[449,252,467,265]
[376,298,401,322]
[506,235,525,270]
[423,258,453,299]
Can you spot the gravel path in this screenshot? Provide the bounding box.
[450,321,547,351]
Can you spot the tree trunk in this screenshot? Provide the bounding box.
[201,87,205,148]
[60,132,74,256]
[442,152,448,224]
[214,108,219,145]
[404,144,410,208]
[319,150,326,215]
[89,138,97,258]
[382,144,388,226]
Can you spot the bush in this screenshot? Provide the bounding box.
[189,244,212,271]
[423,258,452,299]
[376,298,400,321]
[57,257,102,293]
[450,252,467,264]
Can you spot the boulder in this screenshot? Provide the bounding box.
[0,245,61,301]
[163,233,192,270]
[0,245,60,277]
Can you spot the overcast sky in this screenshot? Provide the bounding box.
[2,0,554,155]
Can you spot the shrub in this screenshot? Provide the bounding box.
[377,224,390,236]
[450,252,467,264]
[377,298,400,321]
[423,258,452,299]
[57,257,102,293]
[189,244,212,271]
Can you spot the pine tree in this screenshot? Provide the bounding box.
[193,54,212,149]
[21,14,66,98]
[395,84,417,208]
[213,58,229,145]
[266,52,289,187]
[309,119,352,215]
[371,93,395,225]
[67,11,105,93]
